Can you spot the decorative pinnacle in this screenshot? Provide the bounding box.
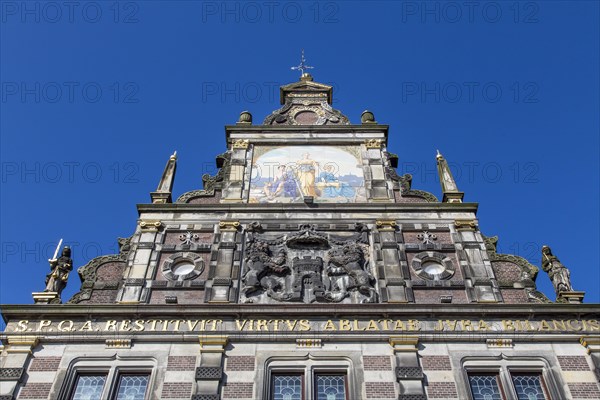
[291,49,314,77]
[436,149,443,160]
[170,151,177,161]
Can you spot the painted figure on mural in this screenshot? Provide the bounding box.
[541,245,573,294]
[264,164,298,200]
[45,246,73,295]
[296,152,319,197]
[317,164,356,199]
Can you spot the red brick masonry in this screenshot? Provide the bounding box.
[28,357,61,372]
[18,382,53,399]
[557,356,591,371]
[421,356,452,371]
[226,356,255,371]
[223,382,254,399]
[365,382,396,399]
[166,355,197,371]
[363,356,392,371]
[161,382,193,398]
[568,383,600,399]
[427,382,458,399]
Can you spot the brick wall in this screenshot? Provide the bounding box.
[166,356,197,371]
[363,356,392,371]
[160,382,193,398]
[28,357,61,372]
[413,289,469,304]
[426,382,458,399]
[491,261,521,283]
[364,382,396,399]
[222,382,254,399]
[226,356,255,371]
[421,356,452,371]
[149,290,205,304]
[501,289,529,304]
[18,382,53,399]
[568,383,600,399]
[558,356,591,371]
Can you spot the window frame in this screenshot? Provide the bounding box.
[265,358,352,400]
[109,370,152,400]
[508,371,551,400]
[313,372,349,400]
[60,357,156,400]
[69,372,109,400]
[462,356,561,400]
[467,371,507,400]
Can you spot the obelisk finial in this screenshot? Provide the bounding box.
[291,49,314,79]
[151,151,178,204]
[436,150,464,203]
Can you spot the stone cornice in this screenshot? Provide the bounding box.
[136,202,479,215]
[225,124,389,145]
[2,303,598,322]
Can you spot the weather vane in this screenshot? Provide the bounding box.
[291,49,314,76]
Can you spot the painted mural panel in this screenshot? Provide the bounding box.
[249,146,366,203]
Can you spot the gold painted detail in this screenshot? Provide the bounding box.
[219,220,240,231]
[454,219,477,231]
[232,139,249,149]
[199,335,228,353]
[105,339,131,349]
[486,338,513,348]
[389,335,419,353]
[580,336,600,355]
[139,220,163,231]
[376,220,397,231]
[365,139,383,149]
[6,335,39,353]
[297,338,322,348]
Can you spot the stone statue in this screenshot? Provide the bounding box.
[241,239,290,301]
[45,246,73,296]
[541,245,573,294]
[325,243,377,303]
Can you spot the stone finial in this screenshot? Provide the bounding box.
[436,150,464,203]
[361,110,376,124]
[237,111,252,124]
[151,151,177,204]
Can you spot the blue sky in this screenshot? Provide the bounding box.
[1,1,599,314]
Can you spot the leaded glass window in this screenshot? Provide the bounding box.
[272,375,303,400]
[315,375,347,400]
[115,375,149,400]
[512,374,548,400]
[468,375,503,400]
[71,375,106,400]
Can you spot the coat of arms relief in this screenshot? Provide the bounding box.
[240,224,378,304]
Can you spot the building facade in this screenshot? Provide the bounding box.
[1,74,599,400]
